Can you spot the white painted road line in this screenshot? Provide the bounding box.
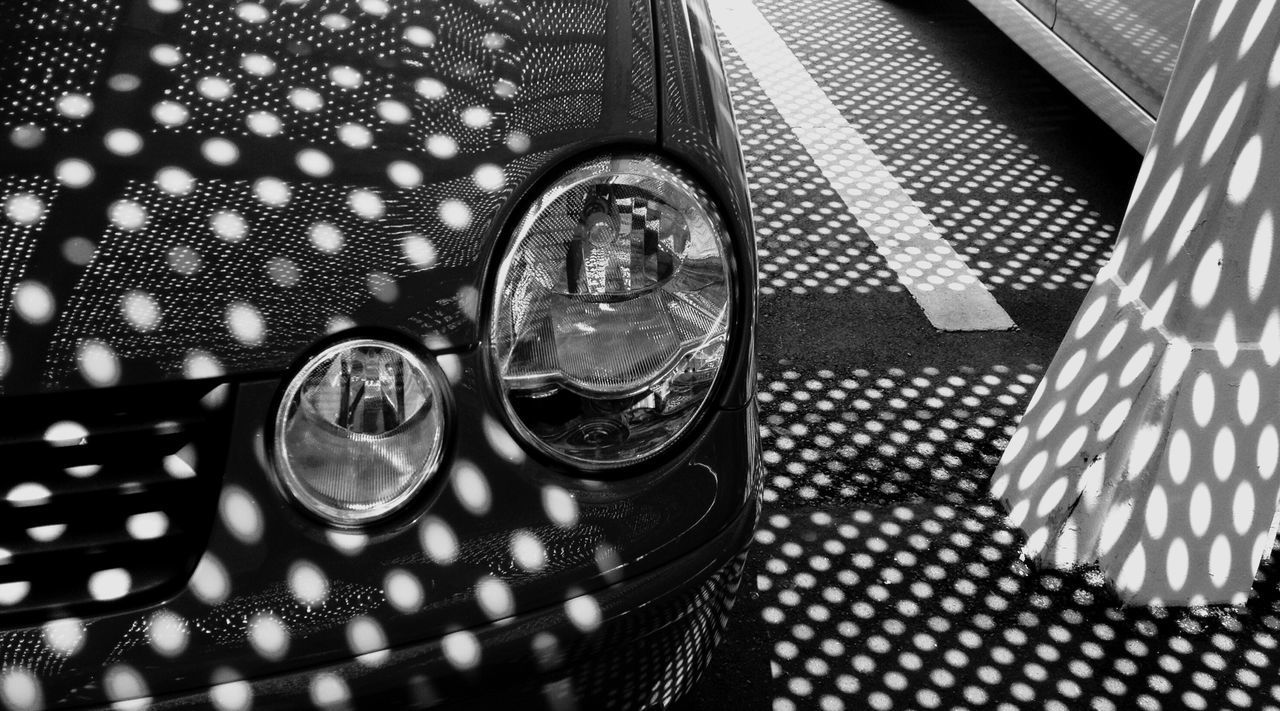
[709,0,1017,332]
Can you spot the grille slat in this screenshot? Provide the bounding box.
[0,381,229,626]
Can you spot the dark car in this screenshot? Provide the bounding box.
[966,0,1194,151]
[0,0,760,708]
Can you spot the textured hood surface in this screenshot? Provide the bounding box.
[0,0,656,395]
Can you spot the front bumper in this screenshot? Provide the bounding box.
[97,494,758,710]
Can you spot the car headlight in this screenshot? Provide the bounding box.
[272,339,449,526]
[488,155,734,470]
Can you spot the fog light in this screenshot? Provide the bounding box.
[272,339,449,527]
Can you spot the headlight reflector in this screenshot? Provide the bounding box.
[489,155,734,469]
[273,339,448,526]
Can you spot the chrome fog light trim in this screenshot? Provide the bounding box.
[272,339,449,526]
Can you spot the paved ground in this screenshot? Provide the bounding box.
[677,0,1280,709]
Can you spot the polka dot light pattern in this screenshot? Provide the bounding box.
[0,0,758,708]
[718,0,1122,300]
[754,506,1280,711]
[680,0,1280,708]
[756,361,1041,508]
[0,0,656,396]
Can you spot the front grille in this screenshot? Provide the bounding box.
[0,381,230,626]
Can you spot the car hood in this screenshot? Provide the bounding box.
[0,0,657,396]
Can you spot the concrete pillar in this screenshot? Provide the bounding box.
[990,0,1280,605]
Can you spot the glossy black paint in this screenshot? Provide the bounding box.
[0,0,759,708]
[0,0,657,395]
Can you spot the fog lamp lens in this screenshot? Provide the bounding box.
[273,339,448,526]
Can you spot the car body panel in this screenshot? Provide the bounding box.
[1,369,758,708]
[1053,0,1194,117]
[0,0,761,707]
[1019,0,1055,27]
[0,0,656,397]
[966,0,1156,151]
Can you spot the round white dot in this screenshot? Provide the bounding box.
[337,123,372,148]
[358,0,390,16]
[388,161,422,188]
[494,78,518,98]
[202,138,239,166]
[62,237,96,266]
[296,148,333,177]
[309,222,344,253]
[507,131,531,153]
[377,100,411,124]
[56,93,94,120]
[148,611,187,657]
[184,349,224,379]
[121,290,161,332]
[426,135,458,159]
[88,568,131,601]
[439,200,471,230]
[126,512,169,540]
[226,302,265,345]
[56,159,95,188]
[235,2,269,23]
[461,106,492,128]
[109,200,148,232]
[288,87,324,113]
[245,110,282,137]
[156,167,196,195]
[42,618,85,656]
[189,554,229,605]
[9,125,45,149]
[329,65,363,89]
[78,339,119,386]
[0,667,41,710]
[105,129,144,156]
[473,164,504,191]
[150,44,183,66]
[288,561,328,606]
[108,75,139,94]
[321,13,351,30]
[248,613,288,660]
[13,281,54,325]
[5,194,45,225]
[404,26,436,47]
[402,234,436,269]
[415,78,446,100]
[153,101,189,128]
[210,210,247,242]
[254,177,291,206]
[348,189,384,219]
[197,76,233,101]
[383,570,424,613]
[240,52,276,76]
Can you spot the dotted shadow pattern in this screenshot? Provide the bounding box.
[757,363,1041,508]
[734,0,1124,299]
[703,0,1280,708]
[0,0,652,396]
[758,505,1280,711]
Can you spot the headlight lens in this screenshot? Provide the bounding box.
[489,155,733,469]
[273,339,448,526]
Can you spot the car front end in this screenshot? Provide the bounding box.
[0,0,759,708]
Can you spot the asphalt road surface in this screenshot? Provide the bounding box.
[672,1,1280,709]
